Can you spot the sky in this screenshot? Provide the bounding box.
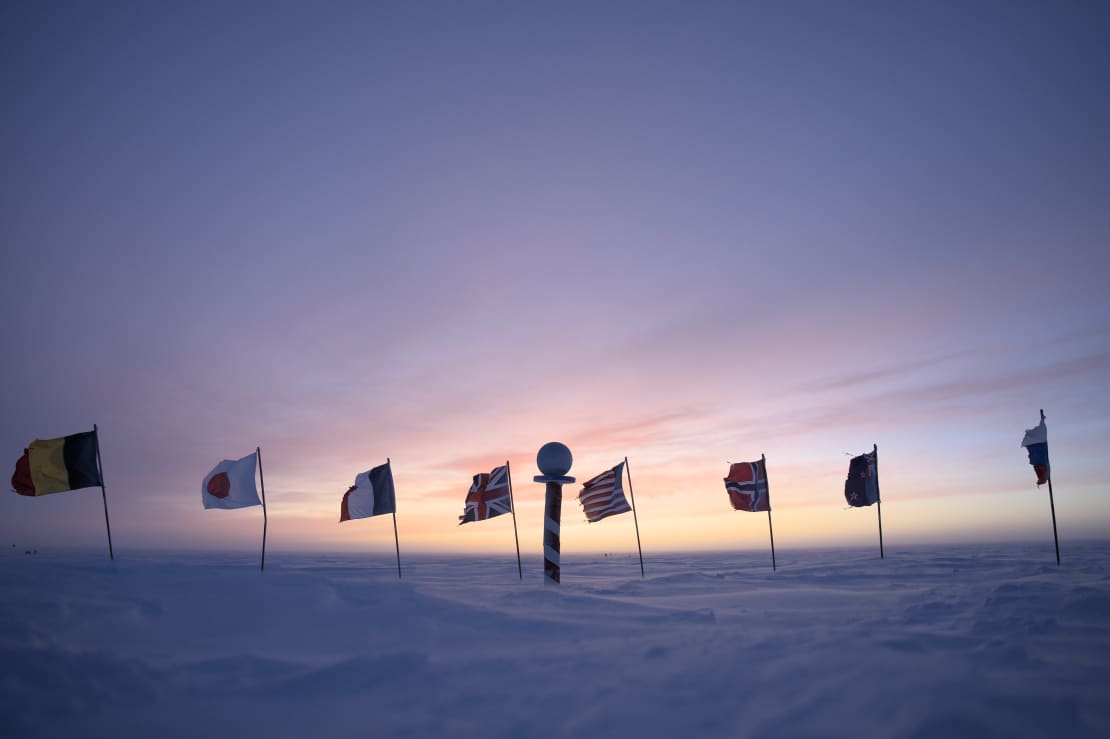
[2,0,1108,557]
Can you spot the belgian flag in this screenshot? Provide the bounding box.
[11,430,102,496]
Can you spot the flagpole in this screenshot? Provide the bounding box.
[624,457,645,578]
[92,425,114,561]
[874,443,884,560]
[386,458,402,579]
[257,446,267,572]
[506,460,523,580]
[1042,409,1060,566]
[763,454,776,571]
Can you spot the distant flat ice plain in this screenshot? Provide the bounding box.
[2,542,1108,738]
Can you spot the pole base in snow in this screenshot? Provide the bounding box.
[542,481,562,585]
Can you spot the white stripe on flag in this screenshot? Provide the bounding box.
[580,488,619,505]
[586,498,631,515]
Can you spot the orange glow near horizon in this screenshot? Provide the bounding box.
[3,1,1109,555]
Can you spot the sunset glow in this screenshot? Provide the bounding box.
[2,1,1108,557]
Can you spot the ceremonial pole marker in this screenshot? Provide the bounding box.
[534,442,574,585]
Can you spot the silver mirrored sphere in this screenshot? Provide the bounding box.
[537,442,572,477]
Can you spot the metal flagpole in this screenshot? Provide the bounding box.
[257,447,267,572]
[506,460,523,580]
[92,425,114,561]
[874,443,884,560]
[624,457,645,578]
[1042,409,1060,566]
[763,454,775,571]
[389,458,402,579]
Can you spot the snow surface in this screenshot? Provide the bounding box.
[3,542,1109,738]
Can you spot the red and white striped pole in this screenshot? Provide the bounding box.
[534,442,574,585]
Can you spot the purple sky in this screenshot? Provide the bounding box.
[3,1,1108,555]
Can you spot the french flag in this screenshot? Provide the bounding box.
[340,461,396,521]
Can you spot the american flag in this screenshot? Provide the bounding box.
[578,462,632,522]
[459,465,512,524]
[724,460,770,512]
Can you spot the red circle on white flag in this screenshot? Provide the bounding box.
[207,472,231,498]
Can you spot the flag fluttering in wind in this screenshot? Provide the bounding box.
[340,462,396,521]
[579,458,644,576]
[11,426,114,560]
[459,465,511,524]
[724,460,770,512]
[1021,418,1050,486]
[202,453,261,510]
[459,461,521,578]
[339,459,402,577]
[203,448,269,570]
[1024,411,1060,564]
[11,431,101,496]
[724,455,777,570]
[844,451,879,507]
[578,462,632,522]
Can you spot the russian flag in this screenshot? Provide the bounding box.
[1021,419,1050,486]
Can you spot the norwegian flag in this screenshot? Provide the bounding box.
[459,465,512,524]
[724,460,770,512]
[578,462,632,522]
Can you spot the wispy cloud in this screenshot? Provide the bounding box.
[797,351,968,393]
[753,349,1110,441]
[565,408,713,449]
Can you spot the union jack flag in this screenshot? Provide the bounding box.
[724,459,770,512]
[578,462,632,522]
[459,465,512,524]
